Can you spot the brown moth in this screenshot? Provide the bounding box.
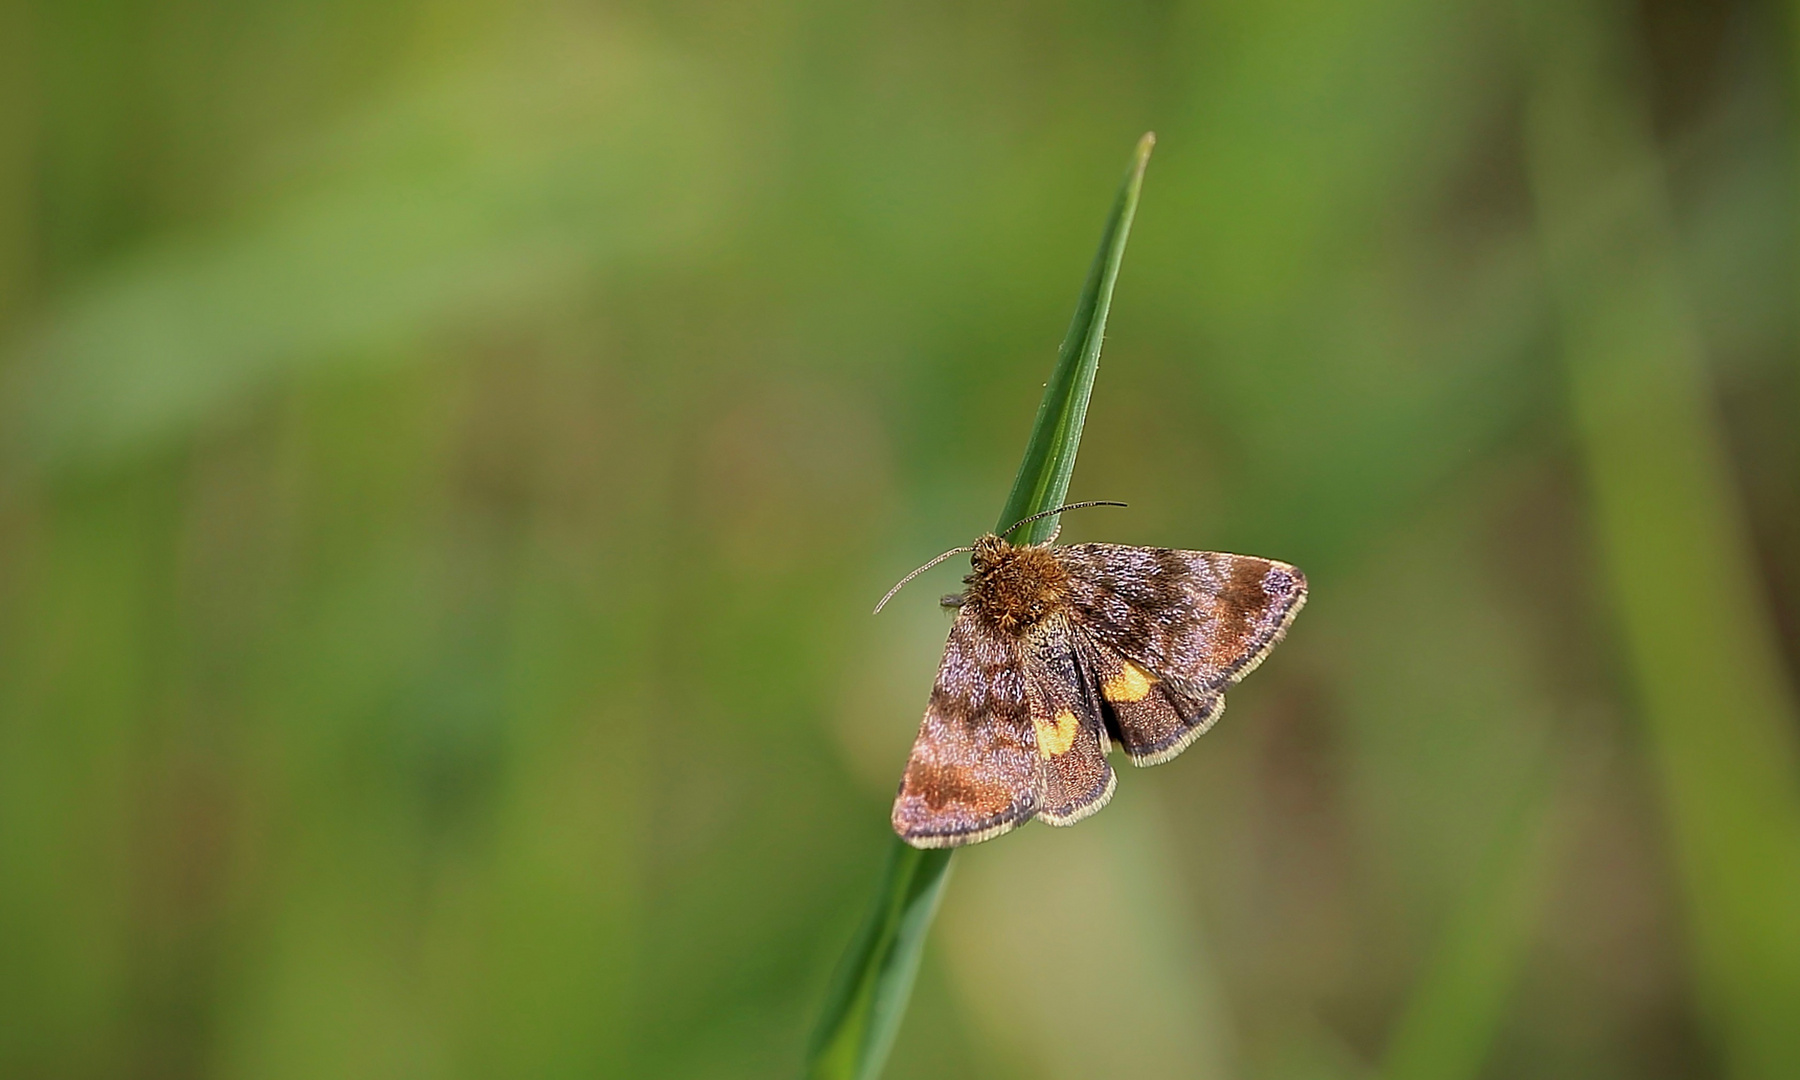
[878,503,1306,848]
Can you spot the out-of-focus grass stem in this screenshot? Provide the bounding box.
[1381,735,1567,1080]
[1518,2,1800,1076]
[805,132,1153,1080]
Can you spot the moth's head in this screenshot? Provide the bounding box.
[964,533,1068,635]
[872,503,1122,617]
[969,533,1012,571]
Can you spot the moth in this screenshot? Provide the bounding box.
[877,502,1306,848]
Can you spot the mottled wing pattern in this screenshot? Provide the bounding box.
[1074,635,1222,766]
[892,608,1043,847]
[1022,617,1115,826]
[1057,544,1306,766]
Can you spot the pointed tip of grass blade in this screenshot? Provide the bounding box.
[1127,132,1155,192]
[996,134,1153,545]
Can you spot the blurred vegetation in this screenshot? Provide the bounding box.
[3,1,1800,1079]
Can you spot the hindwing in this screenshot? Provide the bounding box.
[1022,617,1115,826]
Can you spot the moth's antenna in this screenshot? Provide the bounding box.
[873,546,975,615]
[1001,500,1127,538]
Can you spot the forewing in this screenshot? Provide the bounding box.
[1058,544,1306,766]
[1023,617,1115,827]
[892,608,1043,847]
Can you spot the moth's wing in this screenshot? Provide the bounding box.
[1058,544,1306,767]
[1076,634,1225,766]
[1023,617,1115,827]
[892,608,1043,848]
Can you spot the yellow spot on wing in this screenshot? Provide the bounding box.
[1103,661,1155,703]
[1034,709,1079,757]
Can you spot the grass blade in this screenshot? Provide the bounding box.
[805,132,1154,1080]
[805,844,953,1080]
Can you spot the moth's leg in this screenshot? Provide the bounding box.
[939,593,967,609]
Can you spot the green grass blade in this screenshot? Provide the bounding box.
[805,132,1154,1080]
[806,844,953,1080]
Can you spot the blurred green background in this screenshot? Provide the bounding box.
[5,1,1800,1078]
